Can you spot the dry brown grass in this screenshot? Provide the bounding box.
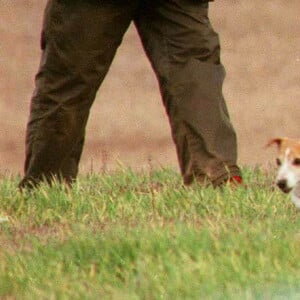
[0,0,299,175]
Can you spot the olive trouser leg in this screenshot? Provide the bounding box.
[135,1,241,185]
[19,0,137,187]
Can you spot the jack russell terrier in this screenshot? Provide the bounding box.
[267,137,300,208]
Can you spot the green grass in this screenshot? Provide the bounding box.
[1,167,300,299]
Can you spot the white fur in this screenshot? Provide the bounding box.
[291,182,300,208]
[276,148,300,208]
[276,149,299,190]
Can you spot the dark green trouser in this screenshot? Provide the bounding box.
[19,0,241,188]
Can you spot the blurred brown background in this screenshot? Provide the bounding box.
[1,0,299,175]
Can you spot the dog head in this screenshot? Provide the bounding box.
[267,137,300,193]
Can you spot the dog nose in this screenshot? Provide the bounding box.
[277,179,287,191]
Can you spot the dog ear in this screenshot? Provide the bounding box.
[266,138,283,149]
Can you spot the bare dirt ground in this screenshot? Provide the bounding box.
[0,1,299,175]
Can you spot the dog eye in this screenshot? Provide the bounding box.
[276,158,281,166]
[293,158,300,166]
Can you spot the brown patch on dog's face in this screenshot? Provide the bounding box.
[267,137,300,162]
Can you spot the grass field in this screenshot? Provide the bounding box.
[1,168,300,299]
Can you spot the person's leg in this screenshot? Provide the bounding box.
[135,0,241,186]
[19,0,137,188]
